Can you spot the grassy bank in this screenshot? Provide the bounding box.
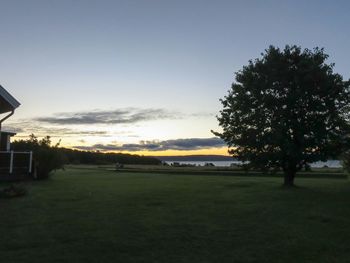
[111,164,347,179]
[1,166,350,262]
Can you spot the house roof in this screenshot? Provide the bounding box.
[0,131,16,136]
[0,85,21,114]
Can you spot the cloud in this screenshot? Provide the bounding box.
[189,112,216,118]
[35,108,182,125]
[73,137,226,152]
[4,108,216,142]
[4,122,112,138]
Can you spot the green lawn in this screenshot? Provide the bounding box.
[1,167,350,263]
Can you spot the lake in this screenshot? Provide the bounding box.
[165,160,342,168]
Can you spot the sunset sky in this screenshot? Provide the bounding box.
[1,0,350,156]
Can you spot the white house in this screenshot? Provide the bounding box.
[0,85,32,180]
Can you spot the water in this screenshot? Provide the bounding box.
[310,160,342,168]
[165,161,241,167]
[165,160,342,168]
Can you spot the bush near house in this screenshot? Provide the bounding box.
[12,134,64,180]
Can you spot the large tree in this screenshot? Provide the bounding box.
[214,45,350,186]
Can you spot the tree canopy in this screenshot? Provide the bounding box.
[214,45,350,186]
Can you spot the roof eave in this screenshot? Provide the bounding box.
[0,85,21,111]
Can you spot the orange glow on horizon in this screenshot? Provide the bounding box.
[102,147,230,156]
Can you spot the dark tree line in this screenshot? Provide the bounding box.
[59,148,161,165]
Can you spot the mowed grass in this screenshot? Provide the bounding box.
[1,167,350,263]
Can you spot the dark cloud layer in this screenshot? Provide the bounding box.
[35,108,181,125]
[74,137,226,152]
[4,122,112,138]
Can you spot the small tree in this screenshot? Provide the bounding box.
[12,134,64,179]
[214,45,350,186]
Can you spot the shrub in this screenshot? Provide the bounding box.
[12,134,64,180]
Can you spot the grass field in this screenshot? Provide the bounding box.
[1,166,350,262]
[111,164,347,178]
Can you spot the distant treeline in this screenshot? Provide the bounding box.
[12,137,161,166]
[59,148,161,165]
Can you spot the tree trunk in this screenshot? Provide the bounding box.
[283,169,296,187]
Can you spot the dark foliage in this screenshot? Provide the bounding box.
[214,45,350,186]
[341,152,350,173]
[12,134,64,179]
[58,148,161,165]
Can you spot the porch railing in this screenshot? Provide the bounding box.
[0,151,33,175]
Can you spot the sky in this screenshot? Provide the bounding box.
[1,0,350,156]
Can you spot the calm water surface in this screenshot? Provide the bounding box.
[165,160,342,168]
